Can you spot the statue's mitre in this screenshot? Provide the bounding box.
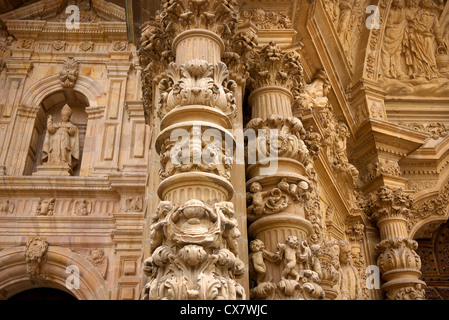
[61,104,72,117]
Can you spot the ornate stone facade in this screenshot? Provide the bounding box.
[0,0,448,301]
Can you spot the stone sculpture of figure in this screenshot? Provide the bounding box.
[278,236,302,281]
[296,70,331,110]
[337,0,356,54]
[338,240,362,300]
[404,0,445,80]
[381,0,408,79]
[249,239,268,285]
[247,182,271,217]
[42,104,80,169]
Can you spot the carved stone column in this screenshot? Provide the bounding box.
[362,186,426,300]
[246,42,325,300]
[139,0,246,300]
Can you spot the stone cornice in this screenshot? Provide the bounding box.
[0,174,146,196]
[0,0,125,22]
[4,20,127,42]
[351,120,430,166]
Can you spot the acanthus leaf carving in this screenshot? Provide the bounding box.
[245,115,310,166]
[142,200,246,300]
[59,57,79,89]
[159,0,239,42]
[158,59,237,119]
[360,186,414,224]
[247,41,303,99]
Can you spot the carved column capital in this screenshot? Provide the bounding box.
[361,186,413,239]
[247,41,303,100]
[159,0,239,44]
[375,237,426,300]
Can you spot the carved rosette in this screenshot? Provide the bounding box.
[142,200,245,300]
[376,238,426,300]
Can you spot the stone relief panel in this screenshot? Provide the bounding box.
[0,200,15,215]
[322,0,368,68]
[380,0,449,96]
[239,9,292,29]
[0,198,119,217]
[248,237,365,300]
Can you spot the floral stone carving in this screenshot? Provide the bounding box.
[59,57,79,88]
[25,237,49,279]
[158,59,237,119]
[142,200,245,300]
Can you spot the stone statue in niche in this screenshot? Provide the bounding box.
[338,240,363,300]
[36,105,80,176]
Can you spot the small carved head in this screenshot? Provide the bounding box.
[250,239,265,253]
[61,105,72,122]
[250,182,263,193]
[338,240,352,264]
[285,236,300,249]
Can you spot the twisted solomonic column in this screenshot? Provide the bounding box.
[139,0,247,300]
[245,41,325,300]
[362,186,426,300]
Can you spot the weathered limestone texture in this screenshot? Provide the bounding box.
[0,0,448,301]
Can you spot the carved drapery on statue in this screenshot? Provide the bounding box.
[42,105,80,169]
[380,0,449,95]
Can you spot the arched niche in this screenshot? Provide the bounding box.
[8,287,78,301]
[24,89,89,176]
[416,220,449,300]
[0,246,108,300]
